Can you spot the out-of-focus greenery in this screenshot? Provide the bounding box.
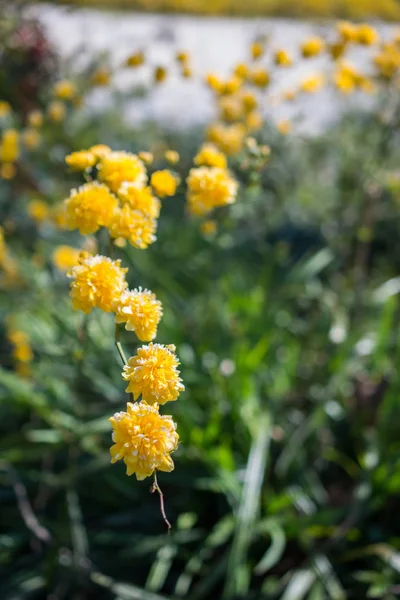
[52,0,400,21]
[1,8,400,600]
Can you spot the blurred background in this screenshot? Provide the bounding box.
[1,1,400,599]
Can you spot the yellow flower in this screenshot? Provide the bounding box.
[301,37,324,58]
[109,204,157,249]
[283,89,297,102]
[356,24,379,46]
[138,151,154,165]
[249,68,270,88]
[122,343,184,404]
[65,150,96,171]
[150,170,178,198]
[91,68,111,86]
[27,200,49,224]
[0,163,16,180]
[118,183,161,219]
[98,151,147,194]
[89,144,111,159]
[22,128,40,150]
[206,73,223,93]
[218,95,244,122]
[186,166,238,216]
[337,21,357,43]
[8,329,34,363]
[0,129,19,163]
[165,150,179,164]
[124,51,145,67]
[277,119,292,135]
[69,254,128,313]
[200,220,217,235]
[234,63,249,79]
[181,66,192,78]
[274,49,292,67]
[207,122,246,155]
[154,66,167,84]
[65,181,118,235]
[53,80,76,100]
[52,245,82,272]
[329,41,347,61]
[109,401,179,480]
[27,110,43,128]
[47,101,65,122]
[194,143,227,169]
[114,287,163,341]
[0,101,11,118]
[300,74,325,93]
[223,76,242,95]
[246,111,263,131]
[241,91,258,113]
[176,50,189,63]
[250,41,264,60]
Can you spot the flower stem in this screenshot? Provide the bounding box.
[114,323,127,366]
[151,472,171,532]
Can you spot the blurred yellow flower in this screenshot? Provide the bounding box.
[138,151,154,165]
[249,68,270,89]
[114,287,163,341]
[356,24,379,46]
[110,401,179,480]
[277,119,292,135]
[47,101,66,123]
[218,95,244,121]
[98,151,147,194]
[241,91,258,113]
[118,183,161,219]
[234,63,249,79]
[91,68,112,87]
[65,181,118,235]
[301,37,324,58]
[0,163,16,180]
[0,129,19,163]
[69,254,128,313]
[200,219,217,235]
[22,128,40,150]
[337,21,357,43]
[27,110,43,128]
[246,111,263,131]
[300,74,325,93]
[194,143,227,169]
[154,66,167,84]
[150,170,178,198]
[176,50,189,63]
[27,200,49,224]
[206,73,223,93]
[65,150,96,171]
[109,205,157,249]
[52,245,82,272]
[181,65,192,78]
[89,144,111,159]
[122,343,184,404]
[274,49,293,67]
[124,51,145,68]
[51,203,68,229]
[8,329,33,363]
[53,80,76,100]
[207,122,246,155]
[187,166,238,216]
[0,101,11,118]
[165,150,179,164]
[250,41,264,60]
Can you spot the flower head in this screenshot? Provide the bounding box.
[207,122,246,155]
[0,101,11,118]
[187,166,238,216]
[150,170,178,198]
[118,183,161,219]
[0,129,19,163]
[110,401,179,480]
[53,80,76,100]
[28,200,49,224]
[47,101,65,122]
[22,128,40,150]
[165,150,179,164]
[110,204,157,249]
[52,245,82,272]
[69,254,128,313]
[90,144,111,159]
[65,181,118,235]
[194,143,227,169]
[301,37,324,58]
[274,49,293,67]
[98,151,147,193]
[122,343,184,404]
[114,288,163,341]
[66,150,96,171]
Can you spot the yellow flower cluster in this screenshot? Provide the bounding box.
[7,324,33,378]
[64,146,180,249]
[62,145,183,484]
[186,166,238,216]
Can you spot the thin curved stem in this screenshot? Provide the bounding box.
[151,472,171,532]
